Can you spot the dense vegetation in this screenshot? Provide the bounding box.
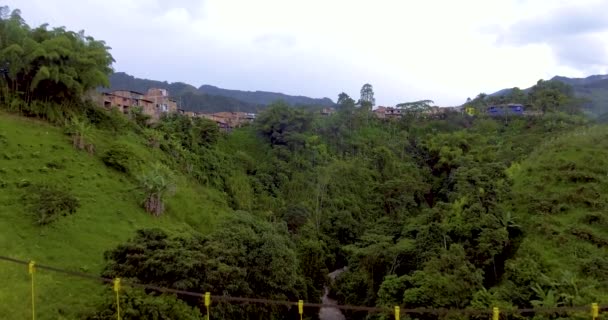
[489,74,608,117]
[1,7,607,320]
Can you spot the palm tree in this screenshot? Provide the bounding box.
[137,163,174,216]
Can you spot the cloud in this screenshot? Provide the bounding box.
[253,34,296,49]
[496,1,608,69]
[7,0,608,106]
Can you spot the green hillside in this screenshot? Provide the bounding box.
[497,126,608,309]
[0,112,229,319]
[2,6,608,319]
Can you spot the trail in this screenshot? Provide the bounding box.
[319,268,346,320]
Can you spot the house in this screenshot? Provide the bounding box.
[373,106,403,119]
[101,90,155,115]
[99,88,179,121]
[144,88,178,120]
[320,107,336,116]
[199,111,256,130]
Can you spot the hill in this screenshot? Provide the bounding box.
[503,125,608,306]
[107,72,260,113]
[489,74,608,116]
[0,112,229,319]
[107,72,334,113]
[198,84,335,107]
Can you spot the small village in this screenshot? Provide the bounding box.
[97,88,257,130]
[96,88,540,132]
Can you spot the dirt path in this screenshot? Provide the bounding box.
[319,268,346,320]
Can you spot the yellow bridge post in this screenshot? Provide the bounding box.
[204,292,211,320]
[298,300,303,320]
[113,278,121,320]
[395,306,400,320]
[493,307,499,320]
[28,261,36,320]
[592,303,598,320]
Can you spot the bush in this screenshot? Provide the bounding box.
[84,103,132,133]
[21,184,80,225]
[102,144,140,174]
[85,288,203,320]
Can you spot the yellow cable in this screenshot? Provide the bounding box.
[29,261,35,320]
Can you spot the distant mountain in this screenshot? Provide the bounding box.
[490,74,608,116]
[198,84,334,107]
[106,72,334,113]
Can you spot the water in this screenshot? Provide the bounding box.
[319,268,346,320]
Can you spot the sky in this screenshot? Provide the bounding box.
[8,0,608,106]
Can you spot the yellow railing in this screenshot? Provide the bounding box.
[0,255,604,319]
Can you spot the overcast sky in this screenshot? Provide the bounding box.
[9,0,608,106]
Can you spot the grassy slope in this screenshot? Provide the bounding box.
[507,125,608,301]
[0,112,229,319]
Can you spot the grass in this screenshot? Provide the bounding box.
[0,112,230,319]
[506,125,608,302]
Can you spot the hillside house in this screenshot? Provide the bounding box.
[320,107,336,116]
[99,88,178,121]
[199,111,256,130]
[373,106,403,119]
[101,90,155,115]
[145,88,178,120]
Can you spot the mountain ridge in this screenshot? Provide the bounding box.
[489,74,608,116]
[107,72,334,113]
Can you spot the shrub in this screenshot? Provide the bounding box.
[21,184,80,225]
[84,103,132,133]
[102,144,140,173]
[137,163,175,216]
[65,116,92,151]
[85,288,203,320]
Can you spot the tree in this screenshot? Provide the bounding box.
[401,245,484,308]
[255,101,313,149]
[337,92,356,111]
[102,213,307,319]
[0,6,114,117]
[86,289,203,320]
[359,83,375,108]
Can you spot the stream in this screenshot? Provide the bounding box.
[319,268,346,320]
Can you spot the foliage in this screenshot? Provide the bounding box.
[21,183,79,225]
[102,213,307,319]
[359,83,375,108]
[136,163,175,216]
[0,6,113,116]
[101,143,141,173]
[86,288,203,320]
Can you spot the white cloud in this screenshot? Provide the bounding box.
[8,0,608,105]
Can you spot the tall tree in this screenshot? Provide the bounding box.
[359,83,375,108]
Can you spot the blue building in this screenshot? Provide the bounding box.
[487,104,524,116]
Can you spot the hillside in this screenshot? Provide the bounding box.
[107,72,334,113]
[489,74,608,116]
[0,112,229,319]
[107,72,260,113]
[503,125,608,306]
[198,84,335,107]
